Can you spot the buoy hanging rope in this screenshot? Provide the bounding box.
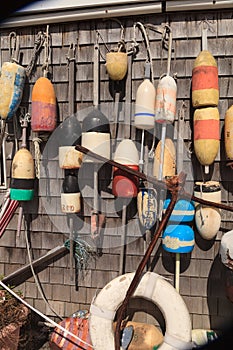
[0,32,26,148]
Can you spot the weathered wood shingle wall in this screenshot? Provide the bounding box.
[1,8,233,335]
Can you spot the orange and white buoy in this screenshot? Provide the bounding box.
[31,76,57,132]
[224,104,233,161]
[194,181,221,240]
[192,50,219,108]
[153,138,176,179]
[193,107,220,171]
[155,74,177,124]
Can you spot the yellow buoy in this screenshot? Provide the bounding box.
[153,138,176,178]
[192,50,219,108]
[193,107,220,167]
[105,52,128,81]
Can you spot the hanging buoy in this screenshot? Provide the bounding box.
[155,75,177,124]
[194,181,221,240]
[112,139,139,198]
[162,224,195,253]
[193,106,220,168]
[105,52,128,81]
[0,61,26,120]
[10,148,35,201]
[31,76,57,132]
[137,188,157,230]
[192,50,219,108]
[224,104,233,161]
[192,329,218,348]
[219,229,233,270]
[59,116,83,169]
[81,109,111,163]
[61,173,81,214]
[153,138,176,179]
[163,198,195,223]
[134,74,156,130]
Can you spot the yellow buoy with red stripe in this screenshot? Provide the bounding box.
[153,138,176,179]
[31,76,57,132]
[192,50,219,108]
[224,104,233,161]
[193,107,220,167]
[155,75,177,124]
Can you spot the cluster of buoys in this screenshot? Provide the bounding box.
[194,181,221,240]
[192,50,220,173]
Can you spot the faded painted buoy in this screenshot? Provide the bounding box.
[10,148,35,201]
[163,198,195,223]
[0,62,26,120]
[31,77,57,132]
[155,75,177,124]
[219,230,233,270]
[134,78,156,130]
[194,181,221,240]
[112,139,139,198]
[153,138,176,178]
[162,224,195,253]
[193,107,220,167]
[224,104,233,161]
[61,173,81,213]
[105,52,128,81]
[192,50,219,108]
[81,109,111,163]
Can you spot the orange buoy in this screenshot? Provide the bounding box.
[50,316,92,350]
[112,139,139,198]
[192,50,219,108]
[31,77,57,132]
[193,107,220,167]
[155,75,177,124]
[153,138,176,179]
[194,181,221,240]
[224,104,233,161]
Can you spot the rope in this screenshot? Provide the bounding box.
[26,31,45,77]
[23,216,63,320]
[0,279,94,348]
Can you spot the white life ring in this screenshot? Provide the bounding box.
[89,272,193,350]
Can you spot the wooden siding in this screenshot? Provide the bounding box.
[0,7,233,337]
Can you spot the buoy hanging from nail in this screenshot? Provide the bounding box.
[134,62,156,130]
[112,139,139,198]
[193,107,220,172]
[155,74,177,124]
[153,138,176,179]
[194,181,221,240]
[59,116,83,169]
[0,32,26,121]
[61,172,81,214]
[192,50,219,108]
[81,110,111,163]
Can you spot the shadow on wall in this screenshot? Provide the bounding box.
[203,255,233,349]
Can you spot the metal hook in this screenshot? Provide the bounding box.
[9,32,19,63]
